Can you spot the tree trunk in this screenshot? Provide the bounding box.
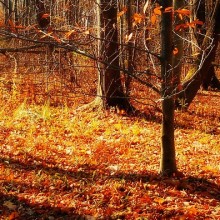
[14,0,18,25]
[159,0,178,176]
[4,0,12,25]
[172,0,184,88]
[36,0,50,29]
[125,0,134,97]
[96,0,131,111]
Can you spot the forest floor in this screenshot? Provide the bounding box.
[0,87,219,219]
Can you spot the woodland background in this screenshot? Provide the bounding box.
[0,0,220,219]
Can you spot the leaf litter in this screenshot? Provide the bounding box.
[0,91,219,219]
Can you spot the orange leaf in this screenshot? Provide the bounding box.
[173,47,179,55]
[165,7,173,13]
[188,206,198,215]
[139,195,152,203]
[175,9,190,16]
[175,23,189,31]
[0,21,5,27]
[191,19,204,26]
[15,25,24,29]
[151,14,157,25]
[154,6,162,15]
[133,13,145,24]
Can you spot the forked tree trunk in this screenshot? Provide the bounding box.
[176,0,220,109]
[159,0,178,175]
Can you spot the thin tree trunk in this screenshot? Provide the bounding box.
[125,0,134,97]
[159,0,177,175]
[14,0,18,25]
[172,0,184,88]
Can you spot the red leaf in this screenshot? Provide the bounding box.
[41,13,50,19]
[165,7,173,13]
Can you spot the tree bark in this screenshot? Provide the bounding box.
[36,0,50,29]
[172,0,184,88]
[125,0,134,97]
[96,0,131,111]
[159,0,178,176]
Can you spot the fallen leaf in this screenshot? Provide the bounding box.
[9,211,19,220]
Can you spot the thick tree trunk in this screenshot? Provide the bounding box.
[96,0,131,111]
[159,0,177,176]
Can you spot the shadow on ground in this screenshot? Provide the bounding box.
[0,154,219,219]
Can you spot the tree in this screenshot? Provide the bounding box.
[92,0,132,111]
[3,0,12,25]
[159,0,178,175]
[176,0,220,108]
